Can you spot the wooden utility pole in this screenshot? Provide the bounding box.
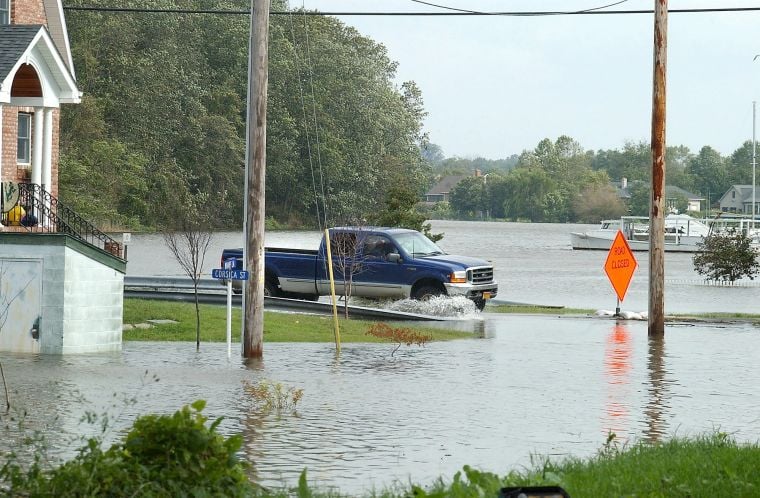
[243,0,270,358]
[649,0,667,336]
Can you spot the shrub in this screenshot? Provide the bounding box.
[1,400,251,497]
[693,229,760,282]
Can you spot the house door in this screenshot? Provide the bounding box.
[0,259,42,353]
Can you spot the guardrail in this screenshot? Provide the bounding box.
[124,276,445,321]
[125,276,224,292]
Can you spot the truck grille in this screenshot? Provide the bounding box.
[468,266,494,284]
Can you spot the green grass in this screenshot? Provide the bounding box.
[487,304,760,323]
[255,434,760,497]
[486,303,596,315]
[123,298,470,342]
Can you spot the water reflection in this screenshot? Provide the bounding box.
[644,334,669,443]
[602,322,632,439]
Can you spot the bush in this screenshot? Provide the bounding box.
[2,400,251,497]
[692,229,760,282]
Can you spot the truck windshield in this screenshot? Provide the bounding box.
[392,232,445,257]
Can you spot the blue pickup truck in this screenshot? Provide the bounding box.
[221,227,498,310]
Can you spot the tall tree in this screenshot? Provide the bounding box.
[686,146,729,207]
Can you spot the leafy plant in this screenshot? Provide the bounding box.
[692,228,760,282]
[1,400,250,497]
[365,322,432,356]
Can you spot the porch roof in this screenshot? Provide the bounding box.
[0,24,80,106]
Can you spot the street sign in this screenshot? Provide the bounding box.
[604,230,638,302]
[212,269,249,280]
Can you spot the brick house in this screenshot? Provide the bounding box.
[1,0,80,208]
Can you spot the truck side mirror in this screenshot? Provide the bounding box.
[388,252,402,263]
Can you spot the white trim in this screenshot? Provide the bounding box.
[42,108,53,192]
[0,27,80,105]
[32,108,43,185]
[17,112,32,164]
[43,0,75,78]
[0,0,9,25]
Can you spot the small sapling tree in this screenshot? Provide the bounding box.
[692,228,760,282]
[162,194,213,351]
[366,322,432,356]
[328,225,371,318]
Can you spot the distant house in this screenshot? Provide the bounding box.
[665,186,704,213]
[718,185,760,215]
[424,175,468,203]
[609,178,703,213]
[612,177,633,200]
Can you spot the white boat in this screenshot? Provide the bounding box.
[570,214,711,252]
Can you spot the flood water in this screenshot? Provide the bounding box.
[3,220,760,493]
[3,316,760,493]
[124,220,760,314]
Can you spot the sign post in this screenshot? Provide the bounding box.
[212,261,249,359]
[604,231,638,316]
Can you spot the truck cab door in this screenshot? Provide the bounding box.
[353,235,408,298]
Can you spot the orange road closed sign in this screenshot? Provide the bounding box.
[604,230,638,302]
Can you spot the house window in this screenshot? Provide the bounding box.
[0,0,9,25]
[17,113,32,164]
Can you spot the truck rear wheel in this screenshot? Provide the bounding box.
[264,278,281,297]
[412,285,444,301]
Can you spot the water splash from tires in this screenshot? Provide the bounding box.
[382,295,479,317]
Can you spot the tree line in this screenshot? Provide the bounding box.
[432,137,756,223]
[57,1,755,230]
[59,0,429,230]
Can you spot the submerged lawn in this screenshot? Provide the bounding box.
[122,298,470,343]
[279,434,760,497]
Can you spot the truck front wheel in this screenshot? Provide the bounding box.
[412,285,444,301]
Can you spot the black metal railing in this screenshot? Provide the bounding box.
[1,182,123,258]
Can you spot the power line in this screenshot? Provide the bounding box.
[408,0,632,15]
[61,5,760,16]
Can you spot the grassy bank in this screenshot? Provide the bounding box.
[487,303,760,324]
[386,433,760,498]
[123,298,470,342]
[486,303,596,315]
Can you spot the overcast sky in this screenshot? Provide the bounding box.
[296,0,760,160]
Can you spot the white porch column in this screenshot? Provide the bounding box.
[32,106,43,186]
[0,103,4,226]
[42,107,53,192]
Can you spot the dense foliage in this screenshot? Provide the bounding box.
[692,229,760,282]
[442,138,755,223]
[1,401,250,496]
[60,0,429,230]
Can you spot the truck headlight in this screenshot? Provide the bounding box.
[449,271,467,284]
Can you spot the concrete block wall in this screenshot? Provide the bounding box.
[0,235,123,354]
[62,248,123,353]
